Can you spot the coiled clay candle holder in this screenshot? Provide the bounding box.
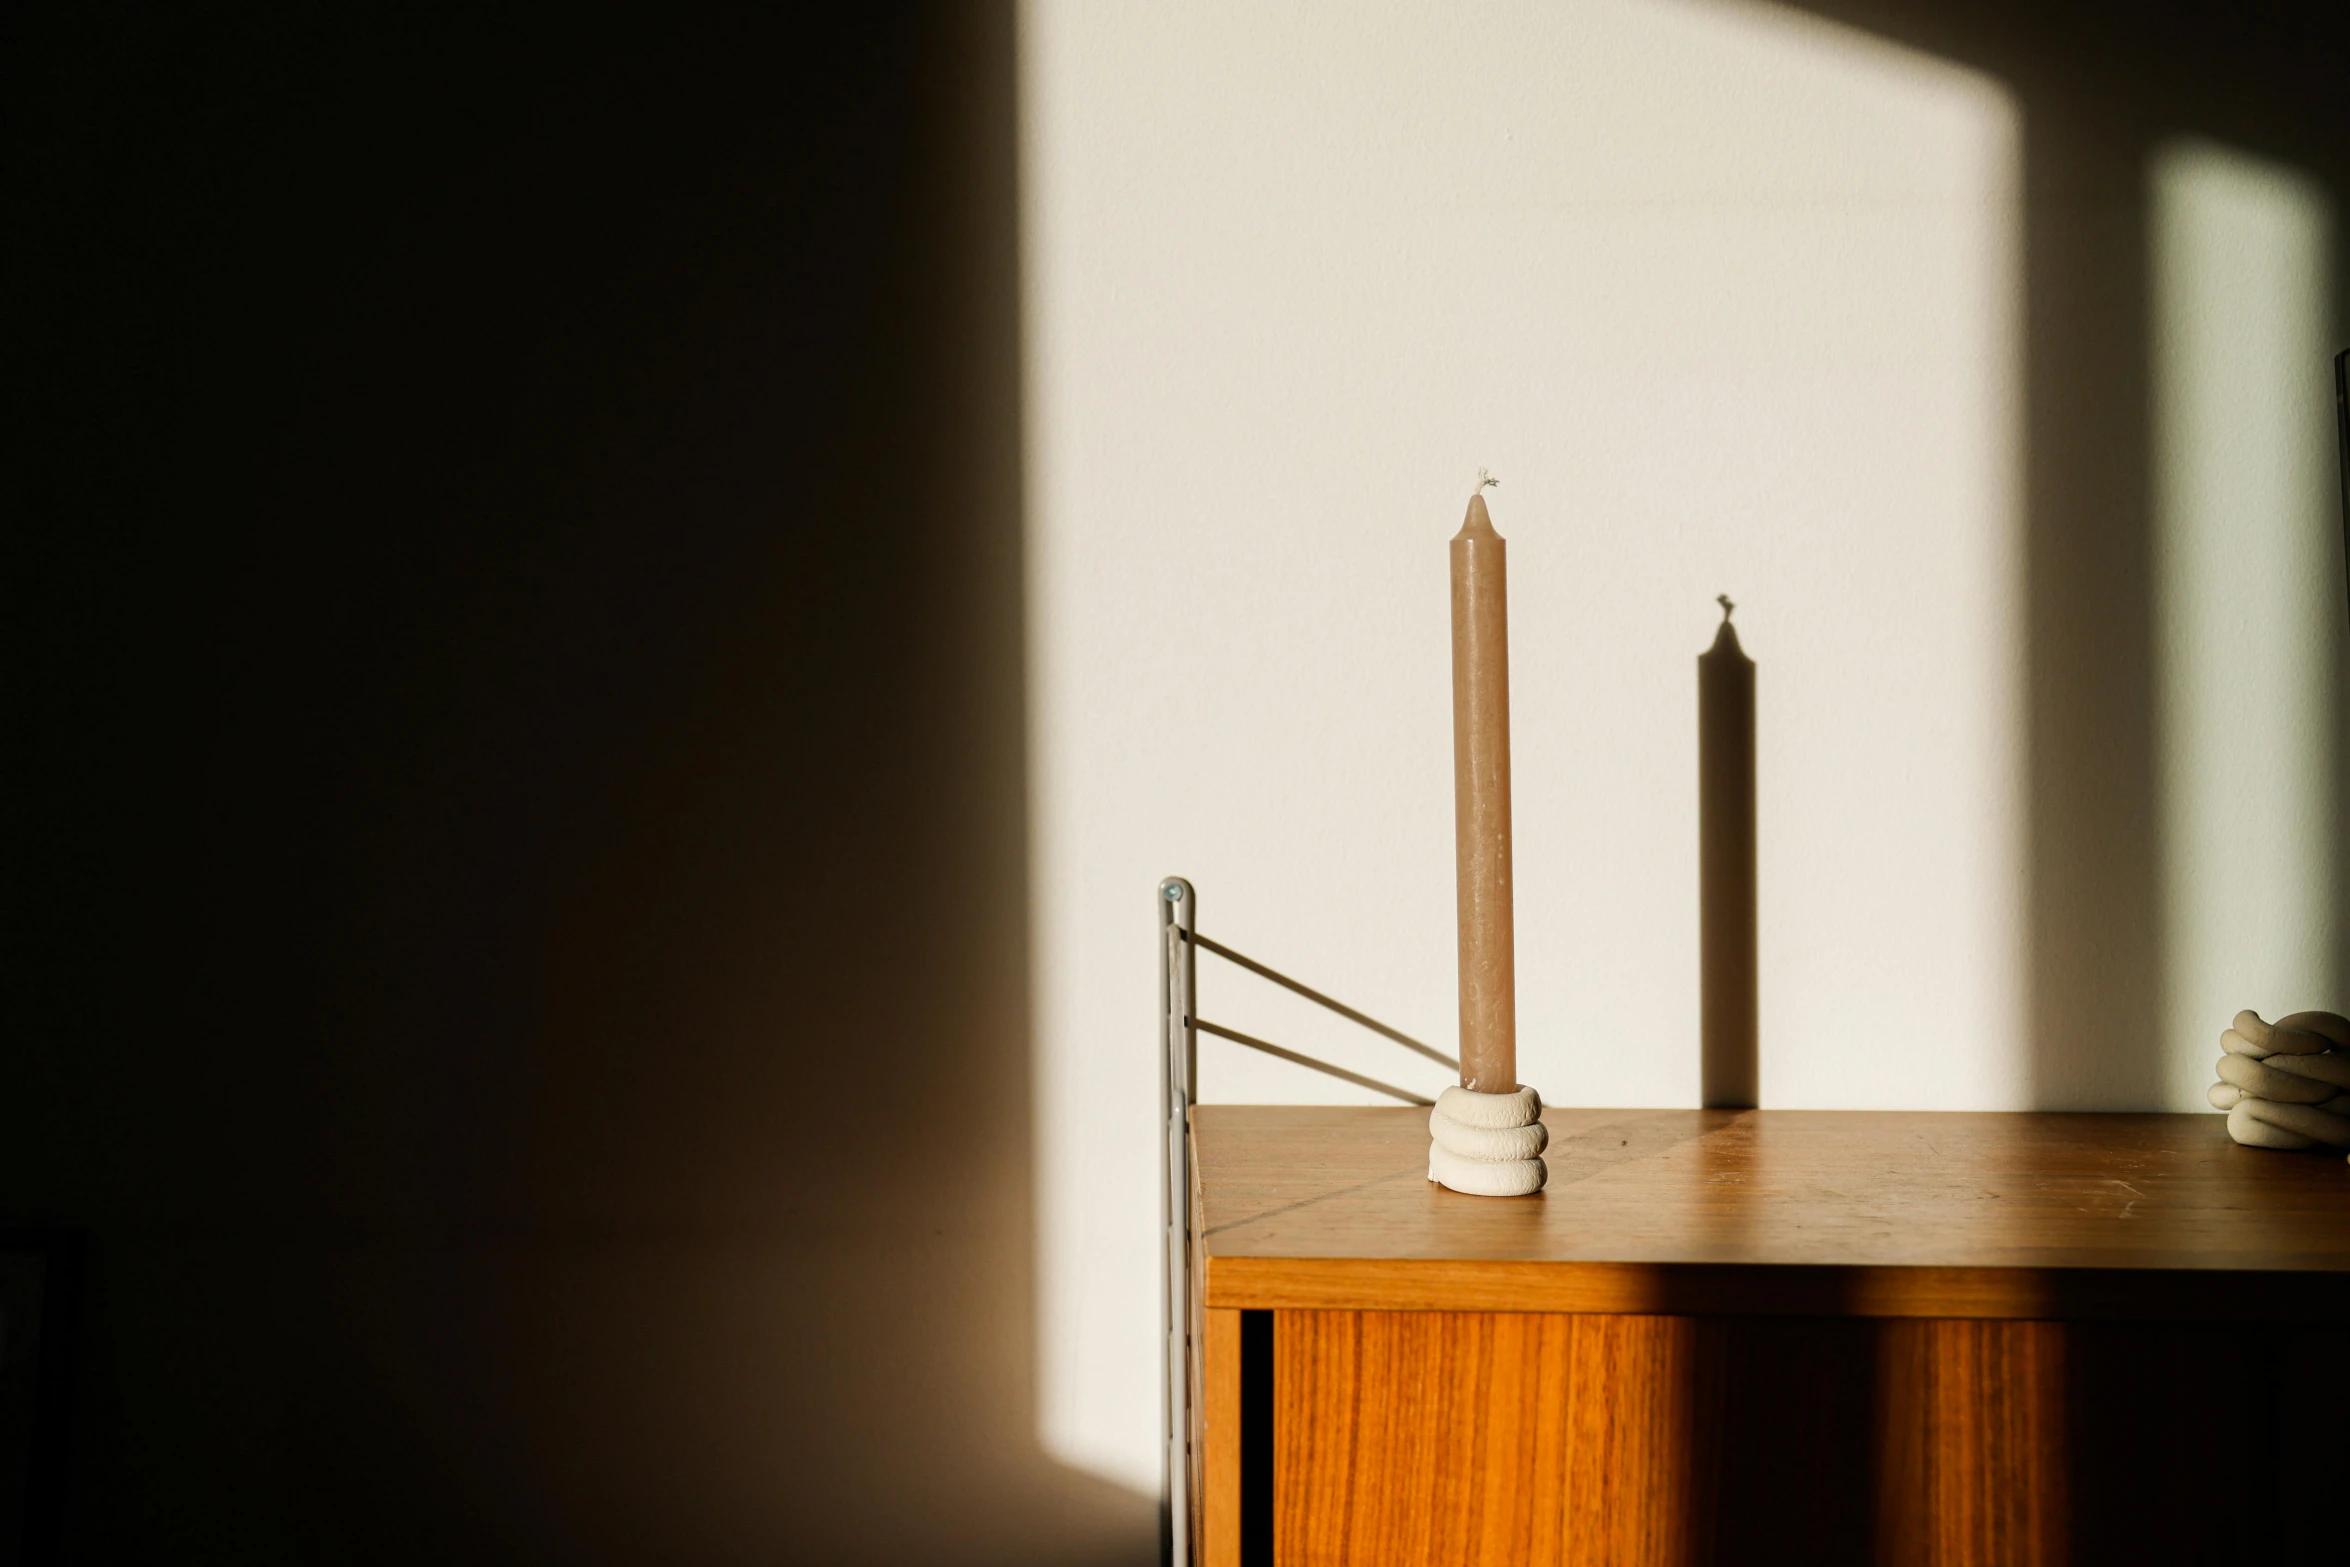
[1428,1084,1548,1196]
[2209,1009,2350,1154]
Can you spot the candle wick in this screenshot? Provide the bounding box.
[1717,593,1735,622]
[1476,469,1499,493]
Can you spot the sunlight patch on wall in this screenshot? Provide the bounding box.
[1022,0,2022,1495]
[2150,140,2341,1109]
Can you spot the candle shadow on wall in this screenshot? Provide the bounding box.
[1,5,1150,1562]
[1770,0,2350,1111]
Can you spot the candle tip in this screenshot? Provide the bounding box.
[1717,593,1735,623]
[1458,486,1501,539]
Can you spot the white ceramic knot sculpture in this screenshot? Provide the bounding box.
[1428,1084,1548,1196]
[2210,1009,2350,1154]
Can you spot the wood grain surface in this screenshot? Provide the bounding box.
[1197,1106,2350,1319]
[1872,1320,2065,1567]
[1267,1309,2345,1567]
[1202,1307,1241,1567]
[1276,1310,1703,1567]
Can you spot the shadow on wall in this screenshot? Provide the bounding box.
[0,4,1146,1562]
[1778,0,2350,1108]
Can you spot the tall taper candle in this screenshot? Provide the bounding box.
[1452,483,1517,1093]
[1699,595,1757,1109]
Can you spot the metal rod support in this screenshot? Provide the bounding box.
[1190,931,1460,1073]
[1156,876,1443,1563]
[1158,877,1196,1567]
[1192,1018,1436,1106]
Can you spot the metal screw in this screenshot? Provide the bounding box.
[1163,882,1183,902]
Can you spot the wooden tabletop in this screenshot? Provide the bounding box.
[1193,1106,2350,1320]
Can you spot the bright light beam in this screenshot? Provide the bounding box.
[2150,139,2340,1107]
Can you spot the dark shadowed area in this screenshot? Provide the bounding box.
[2,4,1149,1561]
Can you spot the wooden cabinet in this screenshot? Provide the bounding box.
[1193,1107,2350,1566]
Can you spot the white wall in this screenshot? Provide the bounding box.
[2150,141,2342,1110]
[1021,0,2030,1495]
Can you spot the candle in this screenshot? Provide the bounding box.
[1451,480,1516,1094]
[1698,595,1757,1109]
